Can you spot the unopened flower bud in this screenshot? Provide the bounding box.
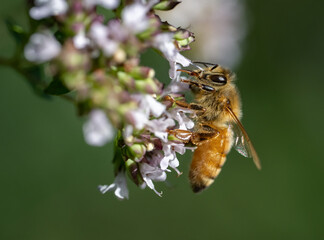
[125,159,144,186]
[174,29,195,50]
[62,71,86,90]
[59,40,91,71]
[117,71,136,90]
[113,48,127,63]
[137,16,161,40]
[153,1,181,11]
[130,66,155,79]
[128,143,146,160]
[135,78,162,94]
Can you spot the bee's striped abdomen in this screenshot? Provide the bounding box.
[189,127,232,193]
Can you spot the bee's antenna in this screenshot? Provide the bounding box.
[211,64,219,70]
[192,61,219,70]
[190,62,204,71]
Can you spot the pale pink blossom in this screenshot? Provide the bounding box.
[73,28,90,49]
[24,31,61,63]
[160,142,186,173]
[89,22,118,57]
[99,171,129,200]
[29,0,68,20]
[153,33,191,79]
[141,94,166,118]
[167,108,194,130]
[83,0,120,10]
[122,2,150,33]
[126,94,166,130]
[83,109,114,146]
[162,64,190,95]
[140,163,166,197]
[145,117,175,142]
[125,110,149,130]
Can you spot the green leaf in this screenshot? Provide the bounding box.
[21,65,51,99]
[112,131,126,175]
[5,19,28,44]
[44,76,71,95]
[153,1,181,11]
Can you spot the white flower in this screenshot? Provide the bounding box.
[160,142,185,172]
[107,20,128,42]
[73,28,90,49]
[140,163,166,197]
[162,64,190,95]
[83,0,120,10]
[24,31,61,63]
[126,110,149,130]
[168,108,194,130]
[141,95,166,118]
[122,2,151,33]
[99,171,129,200]
[123,125,134,143]
[89,22,118,57]
[146,117,175,142]
[144,150,164,167]
[83,109,114,146]
[98,0,120,9]
[126,94,166,130]
[152,33,191,78]
[153,33,191,66]
[29,0,68,20]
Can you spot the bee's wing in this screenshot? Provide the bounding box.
[226,107,261,170]
[230,122,252,158]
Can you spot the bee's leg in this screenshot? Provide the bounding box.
[167,129,193,143]
[163,95,205,114]
[168,124,219,145]
[197,123,219,140]
[181,79,215,93]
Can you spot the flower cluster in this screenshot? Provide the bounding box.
[16,0,196,199]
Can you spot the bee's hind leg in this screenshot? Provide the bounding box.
[168,124,219,145]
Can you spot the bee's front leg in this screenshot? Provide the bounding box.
[163,95,206,114]
[181,79,215,93]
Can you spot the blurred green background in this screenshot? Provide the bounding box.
[0,0,323,239]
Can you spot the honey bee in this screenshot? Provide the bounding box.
[166,62,261,192]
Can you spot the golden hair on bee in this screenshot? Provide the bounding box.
[167,62,261,192]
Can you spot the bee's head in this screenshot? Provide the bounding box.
[178,63,234,93]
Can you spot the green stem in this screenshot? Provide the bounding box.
[0,57,16,66]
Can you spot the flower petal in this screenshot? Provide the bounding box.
[83,109,114,146]
[89,22,118,57]
[29,0,68,20]
[99,172,129,200]
[122,2,149,33]
[24,31,61,63]
[125,110,149,130]
[143,95,166,118]
[73,29,90,49]
[98,0,120,9]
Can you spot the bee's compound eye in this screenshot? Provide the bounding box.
[209,74,227,85]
